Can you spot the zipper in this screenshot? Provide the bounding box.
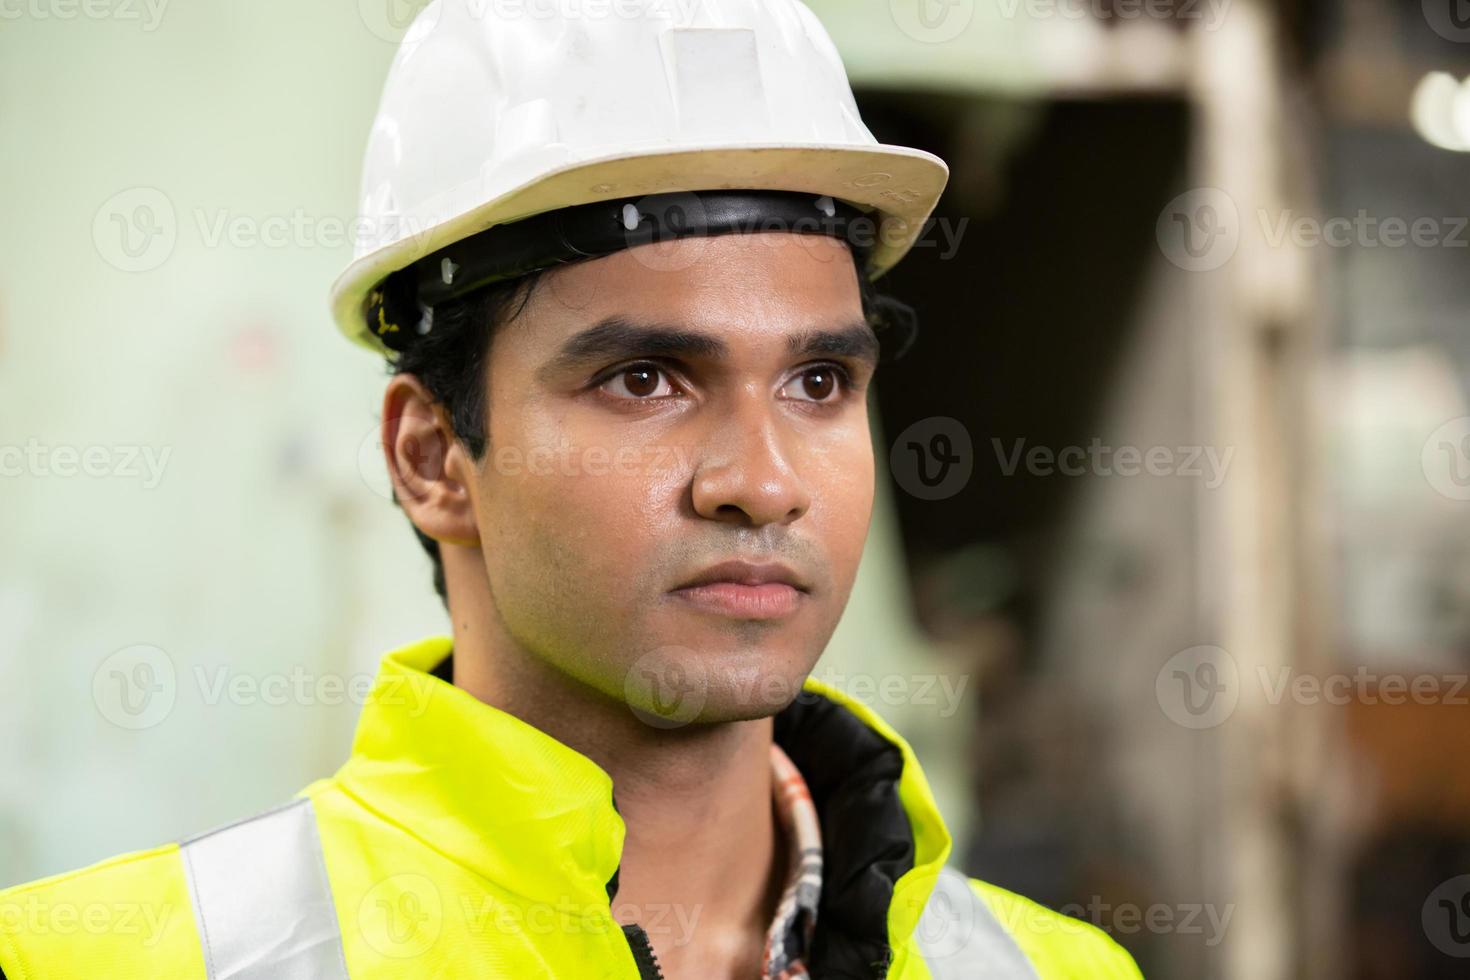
[621,922,665,980]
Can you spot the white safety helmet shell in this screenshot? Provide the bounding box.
[330,0,950,353]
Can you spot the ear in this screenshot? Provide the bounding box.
[380,374,481,548]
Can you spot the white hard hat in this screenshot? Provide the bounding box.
[330,0,950,354]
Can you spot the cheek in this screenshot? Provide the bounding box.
[804,428,876,585]
[478,416,690,600]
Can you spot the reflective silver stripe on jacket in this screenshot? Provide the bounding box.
[176,802,1024,980]
[180,797,349,980]
[917,866,1039,979]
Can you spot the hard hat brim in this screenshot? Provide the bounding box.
[329,141,949,355]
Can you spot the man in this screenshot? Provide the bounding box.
[0,1,1142,977]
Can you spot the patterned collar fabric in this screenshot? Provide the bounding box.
[762,743,823,980]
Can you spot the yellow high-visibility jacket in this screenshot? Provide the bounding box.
[0,636,1142,978]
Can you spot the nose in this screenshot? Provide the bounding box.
[690,401,811,528]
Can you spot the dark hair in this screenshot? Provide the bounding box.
[384,247,904,608]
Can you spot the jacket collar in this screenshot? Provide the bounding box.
[774,673,954,976]
[335,636,625,908]
[334,635,953,973]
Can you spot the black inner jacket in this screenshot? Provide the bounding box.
[430,653,917,979]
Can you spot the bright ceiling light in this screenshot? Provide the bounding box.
[1411,71,1470,152]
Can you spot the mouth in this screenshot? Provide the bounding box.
[668,560,810,620]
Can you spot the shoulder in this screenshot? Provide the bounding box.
[967,876,1144,979]
[1,790,345,980]
[0,842,204,979]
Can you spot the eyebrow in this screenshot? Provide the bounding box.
[540,315,880,381]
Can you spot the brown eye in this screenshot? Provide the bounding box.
[781,365,844,403]
[600,364,676,399]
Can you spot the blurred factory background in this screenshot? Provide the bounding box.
[4,0,1470,976]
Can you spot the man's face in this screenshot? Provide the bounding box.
[471,231,877,724]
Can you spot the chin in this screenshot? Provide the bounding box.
[616,637,819,729]
[694,680,806,723]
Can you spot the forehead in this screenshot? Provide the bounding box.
[515,231,864,347]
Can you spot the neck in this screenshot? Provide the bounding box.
[443,547,785,979]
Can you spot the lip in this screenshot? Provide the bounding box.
[669,560,809,620]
